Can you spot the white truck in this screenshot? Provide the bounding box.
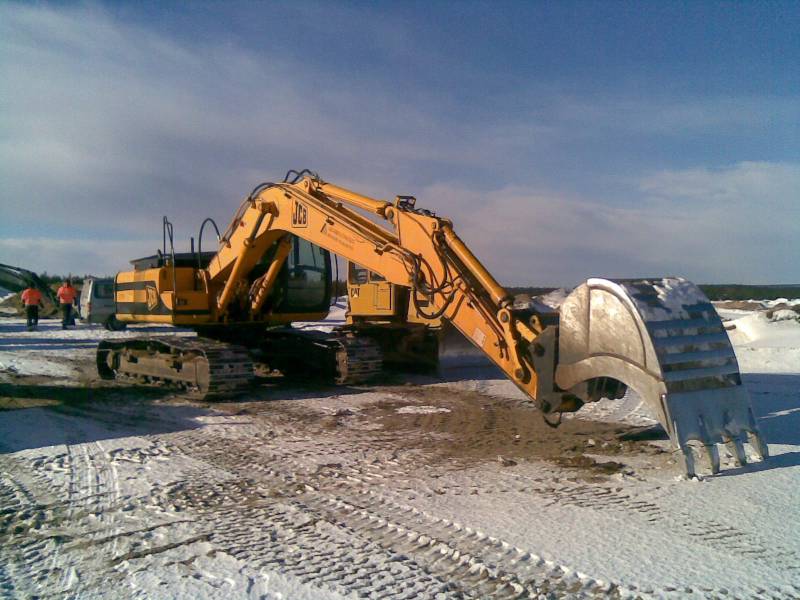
[80,278,126,330]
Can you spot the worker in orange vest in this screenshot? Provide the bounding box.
[56,279,78,330]
[21,286,44,331]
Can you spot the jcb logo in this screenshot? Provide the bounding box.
[145,285,159,311]
[292,200,308,228]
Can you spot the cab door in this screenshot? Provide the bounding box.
[371,272,392,311]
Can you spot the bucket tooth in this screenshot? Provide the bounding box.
[705,444,721,475]
[725,435,748,467]
[554,277,767,476]
[679,446,696,479]
[748,431,769,461]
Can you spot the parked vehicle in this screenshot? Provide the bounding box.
[80,278,126,330]
[0,262,57,314]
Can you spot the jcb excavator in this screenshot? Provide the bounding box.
[98,170,767,476]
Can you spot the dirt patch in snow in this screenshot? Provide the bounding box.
[219,382,672,480]
[375,387,669,477]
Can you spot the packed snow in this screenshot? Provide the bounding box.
[396,405,452,415]
[0,301,798,599]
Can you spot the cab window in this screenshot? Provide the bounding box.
[94,282,114,299]
[349,263,369,285]
[283,238,330,311]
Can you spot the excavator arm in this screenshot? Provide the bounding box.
[204,171,768,476]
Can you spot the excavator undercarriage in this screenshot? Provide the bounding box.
[97,328,383,397]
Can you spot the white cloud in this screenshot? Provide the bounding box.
[640,161,800,209]
[431,161,800,285]
[0,4,797,286]
[0,238,153,277]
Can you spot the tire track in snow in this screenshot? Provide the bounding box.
[177,420,800,599]
[263,423,800,573]
[254,424,800,576]
[413,468,800,575]
[0,465,68,599]
[42,440,124,598]
[161,429,629,598]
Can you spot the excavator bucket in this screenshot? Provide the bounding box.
[554,277,768,476]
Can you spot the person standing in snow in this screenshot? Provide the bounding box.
[56,279,78,330]
[21,286,44,331]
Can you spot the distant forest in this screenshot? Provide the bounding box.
[37,273,107,285]
[507,284,800,301]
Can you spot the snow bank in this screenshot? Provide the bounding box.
[617,277,709,322]
[524,287,570,312]
[763,297,800,308]
[771,308,800,322]
[726,311,800,373]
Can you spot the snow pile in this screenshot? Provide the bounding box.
[763,297,800,308]
[525,287,570,312]
[770,308,800,322]
[616,277,709,322]
[726,310,800,373]
[0,286,13,302]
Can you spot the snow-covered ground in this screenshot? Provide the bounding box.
[0,320,194,381]
[0,302,798,599]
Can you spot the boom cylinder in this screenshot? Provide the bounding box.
[250,236,292,314]
[217,211,274,314]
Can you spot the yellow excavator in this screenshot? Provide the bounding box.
[97,169,767,476]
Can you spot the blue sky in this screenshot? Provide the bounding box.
[1,1,798,285]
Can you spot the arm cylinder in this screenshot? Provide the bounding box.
[441,225,512,308]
